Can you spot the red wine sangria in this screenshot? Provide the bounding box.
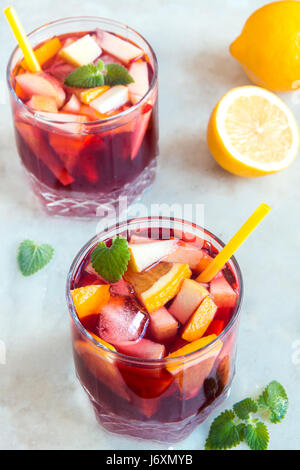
[7,17,158,217]
[67,218,243,443]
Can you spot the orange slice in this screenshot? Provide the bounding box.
[71,284,110,320]
[182,296,218,342]
[124,262,192,313]
[21,37,62,69]
[89,332,116,352]
[166,335,223,399]
[196,252,213,273]
[79,86,110,104]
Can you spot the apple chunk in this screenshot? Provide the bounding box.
[16,73,66,108]
[59,34,102,66]
[169,279,209,324]
[128,61,149,105]
[89,86,129,114]
[116,338,166,360]
[210,274,237,308]
[26,95,58,113]
[96,29,143,65]
[128,239,178,272]
[149,307,178,343]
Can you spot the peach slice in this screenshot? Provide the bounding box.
[166,335,222,399]
[169,279,209,324]
[26,95,58,113]
[149,307,178,343]
[16,72,66,108]
[124,262,192,313]
[21,37,62,69]
[182,296,218,342]
[128,239,178,272]
[71,284,110,320]
[74,340,130,401]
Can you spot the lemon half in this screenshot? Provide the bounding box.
[207,86,299,177]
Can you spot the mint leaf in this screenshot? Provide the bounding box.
[233,398,258,420]
[64,61,105,88]
[104,63,134,86]
[91,237,130,283]
[257,381,288,423]
[205,410,240,450]
[17,240,54,276]
[236,423,246,442]
[244,423,269,450]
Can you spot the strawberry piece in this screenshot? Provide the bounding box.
[16,72,66,108]
[210,274,237,308]
[15,121,74,186]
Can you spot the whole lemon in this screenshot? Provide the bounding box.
[230,1,300,91]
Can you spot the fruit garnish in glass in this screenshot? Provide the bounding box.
[6,10,158,217]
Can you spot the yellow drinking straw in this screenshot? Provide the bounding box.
[197,203,271,283]
[4,6,41,73]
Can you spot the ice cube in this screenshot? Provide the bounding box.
[97,296,149,345]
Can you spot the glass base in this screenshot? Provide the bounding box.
[90,388,231,444]
[26,159,157,217]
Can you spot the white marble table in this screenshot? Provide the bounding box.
[1,0,299,450]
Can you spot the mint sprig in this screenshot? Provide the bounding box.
[104,64,134,86]
[64,61,105,88]
[64,61,134,88]
[17,240,54,276]
[205,381,288,451]
[91,237,130,283]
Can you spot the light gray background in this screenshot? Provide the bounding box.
[0,0,299,450]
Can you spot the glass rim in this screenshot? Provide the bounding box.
[66,216,244,366]
[6,15,158,127]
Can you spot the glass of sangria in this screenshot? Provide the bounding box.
[7,17,158,217]
[66,217,243,443]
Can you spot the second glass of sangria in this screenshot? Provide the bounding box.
[67,217,243,443]
[7,17,158,217]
